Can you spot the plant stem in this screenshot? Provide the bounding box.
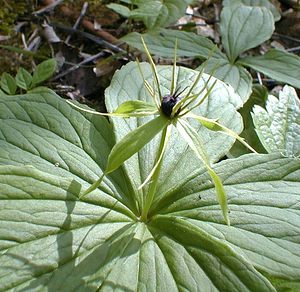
[141,126,169,222]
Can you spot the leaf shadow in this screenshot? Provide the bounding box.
[12,179,139,290]
[88,114,139,215]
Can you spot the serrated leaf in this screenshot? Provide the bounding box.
[239,49,300,89]
[0,72,17,95]
[252,85,300,156]
[223,0,281,21]
[202,56,252,102]
[32,58,57,86]
[220,5,274,62]
[15,67,32,90]
[122,29,224,59]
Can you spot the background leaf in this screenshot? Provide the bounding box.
[0,72,17,95]
[31,58,57,86]
[220,5,274,62]
[130,0,194,30]
[122,29,224,58]
[15,67,32,90]
[202,56,253,102]
[239,49,300,89]
[252,85,300,156]
[223,0,281,21]
[107,3,131,18]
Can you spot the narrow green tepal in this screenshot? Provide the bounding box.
[81,115,169,198]
[114,100,157,116]
[106,115,169,174]
[176,119,230,225]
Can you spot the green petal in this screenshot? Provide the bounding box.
[106,115,169,174]
[176,118,230,225]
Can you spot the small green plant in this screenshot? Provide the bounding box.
[0,58,57,94]
[107,0,194,31]
[69,39,256,225]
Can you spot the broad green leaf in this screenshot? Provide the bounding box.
[220,5,274,62]
[107,3,131,17]
[0,87,139,214]
[15,67,32,90]
[150,153,300,290]
[114,100,158,116]
[106,115,169,174]
[223,0,281,21]
[1,83,300,290]
[239,49,300,89]
[0,72,17,95]
[252,85,300,156]
[130,0,194,30]
[122,29,224,58]
[32,58,57,86]
[105,61,243,193]
[202,56,252,102]
[149,215,275,291]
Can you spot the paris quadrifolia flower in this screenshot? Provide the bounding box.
[67,38,256,225]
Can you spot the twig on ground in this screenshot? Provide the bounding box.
[65,2,88,44]
[51,51,106,81]
[50,22,126,54]
[33,0,64,15]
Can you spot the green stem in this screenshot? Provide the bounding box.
[141,126,169,221]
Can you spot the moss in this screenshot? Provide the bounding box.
[0,0,32,34]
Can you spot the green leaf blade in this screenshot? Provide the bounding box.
[223,0,281,21]
[220,5,274,62]
[0,73,17,95]
[239,49,300,89]
[122,29,224,59]
[130,0,194,30]
[150,215,276,291]
[107,3,131,18]
[32,58,57,86]
[15,67,32,90]
[202,56,253,102]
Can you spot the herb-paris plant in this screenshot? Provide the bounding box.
[69,40,255,225]
[1,86,300,290]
